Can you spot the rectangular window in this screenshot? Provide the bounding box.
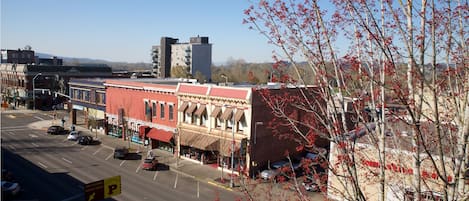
[160,103,165,118]
[169,104,174,120]
[201,113,207,127]
[76,89,82,100]
[152,102,157,117]
[95,92,100,103]
[216,117,222,128]
[144,101,151,121]
[70,89,75,99]
[84,91,90,101]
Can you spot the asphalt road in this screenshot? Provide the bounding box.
[1,111,240,201]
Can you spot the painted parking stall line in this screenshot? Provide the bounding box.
[38,162,48,169]
[105,152,113,160]
[34,116,45,121]
[93,147,103,155]
[119,160,126,166]
[62,157,73,164]
[153,171,158,181]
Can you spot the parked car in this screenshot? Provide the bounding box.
[67,131,81,141]
[302,176,320,192]
[1,181,20,197]
[77,136,94,145]
[113,147,129,159]
[142,156,158,171]
[302,172,327,192]
[47,125,65,135]
[260,160,300,181]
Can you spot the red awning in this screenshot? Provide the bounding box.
[146,128,173,143]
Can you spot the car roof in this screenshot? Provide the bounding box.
[271,160,289,168]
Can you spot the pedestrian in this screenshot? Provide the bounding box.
[61,118,66,127]
[71,124,75,131]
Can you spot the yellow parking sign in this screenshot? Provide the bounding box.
[104,175,121,198]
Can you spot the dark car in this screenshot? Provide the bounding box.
[142,157,158,171]
[113,147,129,159]
[77,136,94,145]
[1,181,21,198]
[47,125,65,135]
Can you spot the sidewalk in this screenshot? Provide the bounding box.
[11,108,240,193]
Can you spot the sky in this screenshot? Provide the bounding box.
[0,0,275,64]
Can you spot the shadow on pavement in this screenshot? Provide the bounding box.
[1,148,118,201]
[125,153,142,160]
[156,163,170,171]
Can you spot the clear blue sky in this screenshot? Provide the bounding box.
[1,0,275,64]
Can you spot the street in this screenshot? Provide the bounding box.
[1,111,241,201]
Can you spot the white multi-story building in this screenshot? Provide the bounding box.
[151,36,212,82]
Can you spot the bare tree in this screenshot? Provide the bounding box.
[244,0,468,200]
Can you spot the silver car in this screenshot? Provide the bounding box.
[260,160,300,181]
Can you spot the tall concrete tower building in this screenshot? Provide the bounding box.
[151,36,212,81]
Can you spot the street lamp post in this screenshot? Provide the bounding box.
[254,122,264,144]
[32,72,42,110]
[230,107,235,188]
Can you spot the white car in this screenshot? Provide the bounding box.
[67,131,81,141]
[1,181,21,197]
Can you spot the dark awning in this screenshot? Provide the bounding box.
[178,102,188,112]
[220,108,233,120]
[147,128,173,143]
[185,103,197,114]
[210,106,221,117]
[234,109,244,122]
[194,104,206,116]
[179,130,219,151]
[219,138,240,157]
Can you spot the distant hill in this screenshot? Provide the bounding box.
[36,52,151,71]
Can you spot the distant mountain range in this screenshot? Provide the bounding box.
[36,52,151,70]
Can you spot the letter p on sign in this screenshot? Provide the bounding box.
[104,175,121,198]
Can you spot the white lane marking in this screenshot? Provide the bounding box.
[119,160,126,166]
[197,181,200,198]
[8,131,15,135]
[29,134,38,138]
[135,164,141,173]
[60,193,82,201]
[62,157,73,164]
[174,173,178,189]
[93,147,103,155]
[31,143,39,147]
[153,171,159,181]
[81,146,87,150]
[38,162,48,168]
[34,116,45,121]
[105,152,113,160]
[62,139,68,142]
[9,145,16,150]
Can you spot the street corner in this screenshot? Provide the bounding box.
[208,178,234,192]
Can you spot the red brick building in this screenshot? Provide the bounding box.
[104,79,181,153]
[176,83,324,176]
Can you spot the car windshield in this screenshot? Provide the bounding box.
[144,159,154,163]
[271,161,289,169]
